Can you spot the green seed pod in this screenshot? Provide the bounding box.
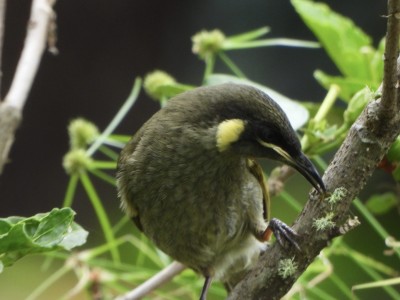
[191,29,225,59]
[143,70,176,101]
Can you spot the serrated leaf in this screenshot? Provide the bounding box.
[365,193,397,215]
[205,74,309,130]
[292,0,373,80]
[0,208,88,271]
[59,222,89,250]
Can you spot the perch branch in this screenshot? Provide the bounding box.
[227,1,400,299]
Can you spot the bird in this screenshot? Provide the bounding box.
[116,83,325,300]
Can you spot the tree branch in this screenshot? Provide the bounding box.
[227,2,400,299]
[380,0,400,116]
[0,0,56,174]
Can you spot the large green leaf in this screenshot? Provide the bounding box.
[292,0,373,80]
[314,70,373,102]
[0,208,88,271]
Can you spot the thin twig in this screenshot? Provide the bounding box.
[115,261,186,300]
[0,0,56,174]
[268,165,294,197]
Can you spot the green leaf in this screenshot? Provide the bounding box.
[0,208,88,271]
[32,208,75,247]
[59,222,88,250]
[292,0,373,79]
[153,83,195,100]
[387,136,400,162]
[314,70,371,102]
[205,74,309,130]
[343,86,372,125]
[365,193,397,215]
[392,166,400,182]
[108,134,132,143]
[302,119,339,151]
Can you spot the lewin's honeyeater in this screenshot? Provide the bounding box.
[117,83,325,299]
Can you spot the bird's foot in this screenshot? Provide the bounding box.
[261,218,301,251]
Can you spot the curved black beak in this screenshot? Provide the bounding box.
[256,138,325,194]
[287,153,326,194]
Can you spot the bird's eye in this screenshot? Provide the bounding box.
[256,125,279,144]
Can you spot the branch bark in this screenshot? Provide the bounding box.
[227,2,400,299]
[0,0,56,174]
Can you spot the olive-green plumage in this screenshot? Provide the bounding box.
[117,83,325,299]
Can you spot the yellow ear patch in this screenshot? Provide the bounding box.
[216,119,245,152]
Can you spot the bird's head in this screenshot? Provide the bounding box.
[204,83,326,194]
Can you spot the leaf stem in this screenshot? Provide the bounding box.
[86,78,142,157]
[80,171,120,263]
[302,84,340,151]
[26,264,70,300]
[218,52,246,78]
[62,174,79,207]
[353,198,400,259]
[203,55,215,83]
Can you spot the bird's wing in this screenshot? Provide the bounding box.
[117,126,148,232]
[246,158,270,221]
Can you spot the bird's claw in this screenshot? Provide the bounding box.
[262,218,301,251]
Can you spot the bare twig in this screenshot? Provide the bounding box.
[115,261,186,300]
[268,165,295,197]
[0,0,56,174]
[227,1,400,299]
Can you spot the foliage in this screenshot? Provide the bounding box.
[2,0,400,299]
[292,0,384,102]
[0,208,87,272]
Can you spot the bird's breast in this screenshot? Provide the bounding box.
[121,123,266,275]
